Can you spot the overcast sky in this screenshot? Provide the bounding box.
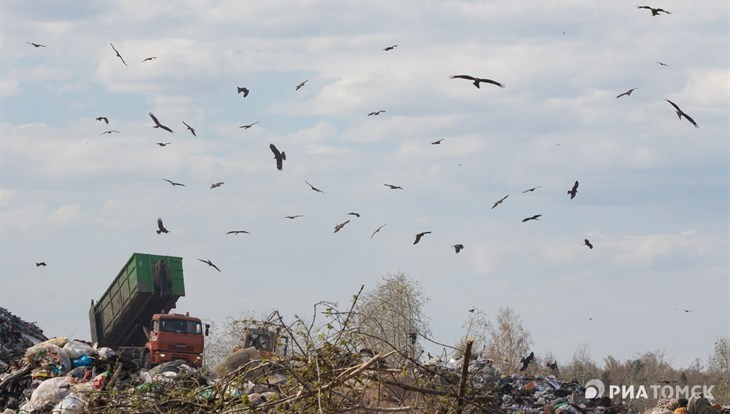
[1,1,728,368]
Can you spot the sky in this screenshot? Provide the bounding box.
[1,1,728,369]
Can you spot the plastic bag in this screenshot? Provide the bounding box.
[20,376,72,412]
[63,340,95,360]
[25,343,72,375]
[71,355,94,368]
[95,347,115,361]
[52,392,85,414]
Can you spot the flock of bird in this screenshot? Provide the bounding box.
[24,5,700,282]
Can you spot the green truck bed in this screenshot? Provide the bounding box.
[89,253,185,348]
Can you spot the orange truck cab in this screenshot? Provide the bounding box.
[145,313,206,367]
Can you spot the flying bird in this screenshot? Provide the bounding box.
[99,130,120,135]
[237,87,249,97]
[210,182,224,189]
[431,139,444,145]
[239,122,259,129]
[334,220,350,233]
[468,308,475,313]
[674,308,693,313]
[520,352,534,371]
[96,116,109,124]
[522,186,542,193]
[616,87,638,99]
[452,244,464,254]
[666,99,699,128]
[226,230,250,235]
[370,224,386,239]
[156,142,171,147]
[36,262,47,267]
[156,218,169,234]
[547,361,559,372]
[522,214,542,222]
[198,259,221,272]
[492,194,509,209]
[584,239,594,249]
[182,121,196,137]
[27,42,46,48]
[638,6,671,16]
[568,181,579,199]
[295,80,308,91]
[368,110,386,116]
[163,179,185,187]
[346,212,360,218]
[656,61,669,67]
[149,112,173,133]
[109,43,127,66]
[384,184,403,190]
[141,56,157,63]
[284,215,303,219]
[305,180,324,193]
[413,231,431,245]
[269,144,286,171]
[450,75,505,89]
[383,45,398,51]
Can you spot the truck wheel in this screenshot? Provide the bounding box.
[142,350,151,370]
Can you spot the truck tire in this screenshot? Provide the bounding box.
[142,350,151,370]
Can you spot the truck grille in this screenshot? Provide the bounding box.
[168,344,194,352]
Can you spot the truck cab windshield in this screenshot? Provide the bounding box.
[159,319,202,335]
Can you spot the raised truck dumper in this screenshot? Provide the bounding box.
[89,253,208,368]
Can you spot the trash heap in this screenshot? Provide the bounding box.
[0,307,47,371]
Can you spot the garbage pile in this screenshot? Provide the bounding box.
[0,307,47,371]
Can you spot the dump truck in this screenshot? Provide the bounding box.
[89,253,207,368]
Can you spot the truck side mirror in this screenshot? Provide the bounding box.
[205,324,210,336]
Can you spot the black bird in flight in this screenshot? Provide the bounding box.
[666,99,699,128]
[584,239,594,249]
[450,75,505,89]
[156,142,172,147]
[149,112,173,133]
[27,42,46,48]
[270,144,286,171]
[468,308,476,313]
[431,139,444,145]
[334,220,350,233]
[370,224,386,239]
[96,116,109,124]
[346,212,360,218]
[237,87,249,97]
[657,61,669,67]
[239,121,259,129]
[99,130,120,135]
[616,87,638,99]
[674,308,693,313]
[368,110,386,116]
[295,80,308,91]
[210,182,224,189]
[384,184,403,190]
[568,181,579,199]
[522,214,542,222]
[492,194,509,209]
[413,231,431,245]
[141,56,157,63]
[520,351,534,371]
[226,230,250,235]
[452,244,464,254]
[156,218,169,234]
[163,179,185,187]
[522,186,542,193]
[638,6,671,16]
[547,361,559,372]
[284,215,303,219]
[383,45,398,51]
[198,259,221,272]
[110,43,127,66]
[305,180,324,193]
[36,262,47,267]
[182,121,196,137]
